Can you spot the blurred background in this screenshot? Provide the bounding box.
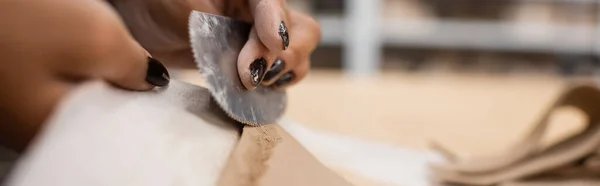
[245,0,595,154]
[180,1,600,185]
[295,0,600,75]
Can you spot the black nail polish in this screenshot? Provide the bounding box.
[273,72,295,87]
[249,58,268,86]
[146,57,170,86]
[279,21,289,50]
[263,59,286,82]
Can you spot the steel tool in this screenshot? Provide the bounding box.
[189,11,286,126]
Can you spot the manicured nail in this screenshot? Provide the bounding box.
[249,58,268,86]
[146,57,170,86]
[263,59,286,82]
[279,21,289,50]
[273,72,295,87]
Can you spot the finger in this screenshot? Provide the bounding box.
[249,0,290,52]
[261,11,321,85]
[97,43,171,90]
[271,58,310,89]
[55,14,170,90]
[238,27,278,90]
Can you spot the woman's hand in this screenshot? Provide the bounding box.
[112,0,321,89]
[0,0,170,151]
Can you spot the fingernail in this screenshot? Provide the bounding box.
[273,72,295,87]
[263,59,286,82]
[146,57,170,86]
[250,58,268,86]
[279,21,289,50]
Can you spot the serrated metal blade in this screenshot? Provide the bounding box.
[188,11,286,126]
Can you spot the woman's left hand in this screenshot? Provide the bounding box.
[112,0,321,90]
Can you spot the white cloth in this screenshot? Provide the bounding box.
[7,81,240,186]
[4,80,441,186]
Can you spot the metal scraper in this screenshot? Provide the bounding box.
[188,11,286,126]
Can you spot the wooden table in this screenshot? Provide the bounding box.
[176,69,588,185]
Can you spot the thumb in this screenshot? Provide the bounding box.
[57,28,171,90]
[31,0,173,90]
[101,39,171,90]
[102,52,171,90]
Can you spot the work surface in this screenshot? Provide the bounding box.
[3,70,587,186]
[178,70,583,153]
[177,70,586,185]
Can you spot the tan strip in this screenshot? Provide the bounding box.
[218,125,354,186]
[217,125,281,186]
[433,99,554,173]
[434,83,600,185]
